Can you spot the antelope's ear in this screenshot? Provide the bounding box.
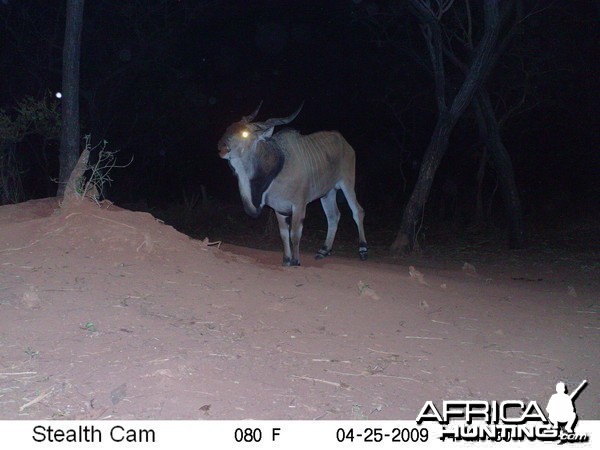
[257,126,274,141]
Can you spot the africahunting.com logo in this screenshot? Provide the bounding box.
[416,380,589,443]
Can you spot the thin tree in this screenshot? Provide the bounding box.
[390,0,501,252]
[440,1,528,249]
[472,88,525,248]
[57,0,84,197]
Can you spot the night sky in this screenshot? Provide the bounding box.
[1,0,598,241]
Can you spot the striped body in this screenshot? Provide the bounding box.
[265,130,355,215]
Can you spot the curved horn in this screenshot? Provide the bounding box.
[242,100,263,123]
[263,102,304,128]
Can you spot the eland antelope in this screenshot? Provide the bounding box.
[218,103,368,266]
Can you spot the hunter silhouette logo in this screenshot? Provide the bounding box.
[546,380,587,434]
[416,380,590,443]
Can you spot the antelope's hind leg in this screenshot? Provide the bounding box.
[315,189,340,260]
[339,182,368,261]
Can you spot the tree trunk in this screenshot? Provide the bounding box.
[391,0,500,253]
[57,0,84,197]
[473,89,526,248]
[391,115,453,251]
[475,145,488,224]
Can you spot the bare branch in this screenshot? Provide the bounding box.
[409,0,448,111]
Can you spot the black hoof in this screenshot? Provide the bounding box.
[315,247,331,260]
[359,243,368,261]
[283,256,301,266]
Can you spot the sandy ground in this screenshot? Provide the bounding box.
[0,198,598,420]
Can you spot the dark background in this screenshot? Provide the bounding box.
[1,0,598,247]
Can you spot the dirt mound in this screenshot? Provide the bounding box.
[0,198,598,420]
[0,198,206,258]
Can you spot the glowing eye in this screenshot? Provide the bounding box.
[241,130,250,138]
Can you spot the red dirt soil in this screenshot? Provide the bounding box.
[0,198,598,420]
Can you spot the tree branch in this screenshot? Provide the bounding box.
[409,0,449,112]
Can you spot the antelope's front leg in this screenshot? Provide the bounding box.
[275,211,293,266]
[289,204,306,266]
